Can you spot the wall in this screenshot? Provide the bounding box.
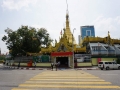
[92,58,98,66]
[77,63,92,67]
[91,58,117,66]
[101,58,117,62]
[14,63,51,67]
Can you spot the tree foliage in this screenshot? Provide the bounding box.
[2,26,52,57]
[0,56,5,60]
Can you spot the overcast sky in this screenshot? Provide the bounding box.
[0,0,120,54]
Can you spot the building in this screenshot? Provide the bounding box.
[40,13,86,68]
[12,12,120,68]
[80,26,95,40]
[82,31,120,65]
[78,35,81,45]
[16,13,120,68]
[0,48,1,55]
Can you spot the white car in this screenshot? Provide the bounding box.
[98,61,120,70]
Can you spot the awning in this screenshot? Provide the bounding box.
[51,52,73,56]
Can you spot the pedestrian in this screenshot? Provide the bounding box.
[51,62,54,71]
[6,62,8,66]
[3,61,5,65]
[58,61,60,66]
[113,59,116,63]
[55,62,58,71]
[58,61,60,69]
[17,61,20,69]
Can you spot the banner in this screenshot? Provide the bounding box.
[75,54,91,62]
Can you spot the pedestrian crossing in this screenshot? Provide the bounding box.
[12,70,120,90]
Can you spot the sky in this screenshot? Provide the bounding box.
[0,0,120,54]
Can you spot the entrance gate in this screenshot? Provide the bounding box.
[56,57,68,67]
[51,52,73,68]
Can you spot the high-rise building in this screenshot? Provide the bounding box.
[80,26,95,40]
[78,35,80,45]
[0,48,1,55]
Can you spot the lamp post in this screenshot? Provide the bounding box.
[72,28,76,69]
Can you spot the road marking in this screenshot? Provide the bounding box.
[32,77,99,79]
[18,84,120,88]
[12,89,31,90]
[29,78,105,81]
[11,70,120,89]
[25,81,111,84]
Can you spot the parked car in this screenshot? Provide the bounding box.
[98,61,120,70]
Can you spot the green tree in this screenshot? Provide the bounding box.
[0,56,5,60]
[2,26,52,57]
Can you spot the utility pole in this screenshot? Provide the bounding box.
[72,28,76,69]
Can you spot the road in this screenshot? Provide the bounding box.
[0,65,120,90]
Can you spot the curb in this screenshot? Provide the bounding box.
[76,68,99,70]
[4,66,99,70]
[4,66,44,70]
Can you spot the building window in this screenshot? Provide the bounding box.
[86,30,91,36]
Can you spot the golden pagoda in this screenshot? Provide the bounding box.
[40,12,86,68]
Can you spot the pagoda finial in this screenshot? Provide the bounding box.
[66,0,69,20]
[108,31,110,38]
[66,0,68,14]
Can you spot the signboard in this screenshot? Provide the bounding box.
[51,52,73,56]
[75,54,91,62]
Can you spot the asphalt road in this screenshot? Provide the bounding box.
[84,69,120,86]
[0,65,120,90]
[0,65,43,90]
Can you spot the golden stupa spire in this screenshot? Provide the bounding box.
[64,0,76,44]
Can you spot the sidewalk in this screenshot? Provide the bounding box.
[76,66,99,70]
[4,65,99,70]
[4,66,45,70]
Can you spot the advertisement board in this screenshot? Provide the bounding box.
[75,54,91,62]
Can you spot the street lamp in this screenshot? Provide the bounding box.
[72,28,76,69]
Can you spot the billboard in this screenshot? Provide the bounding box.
[75,54,91,62]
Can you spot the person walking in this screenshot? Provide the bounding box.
[17,61,20,69]
[113,59,116,63]
[55,62,58,71]
[57,61,60,69]
[58,61,60,67]
[3,61,5,65]
[51,62,54,71]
